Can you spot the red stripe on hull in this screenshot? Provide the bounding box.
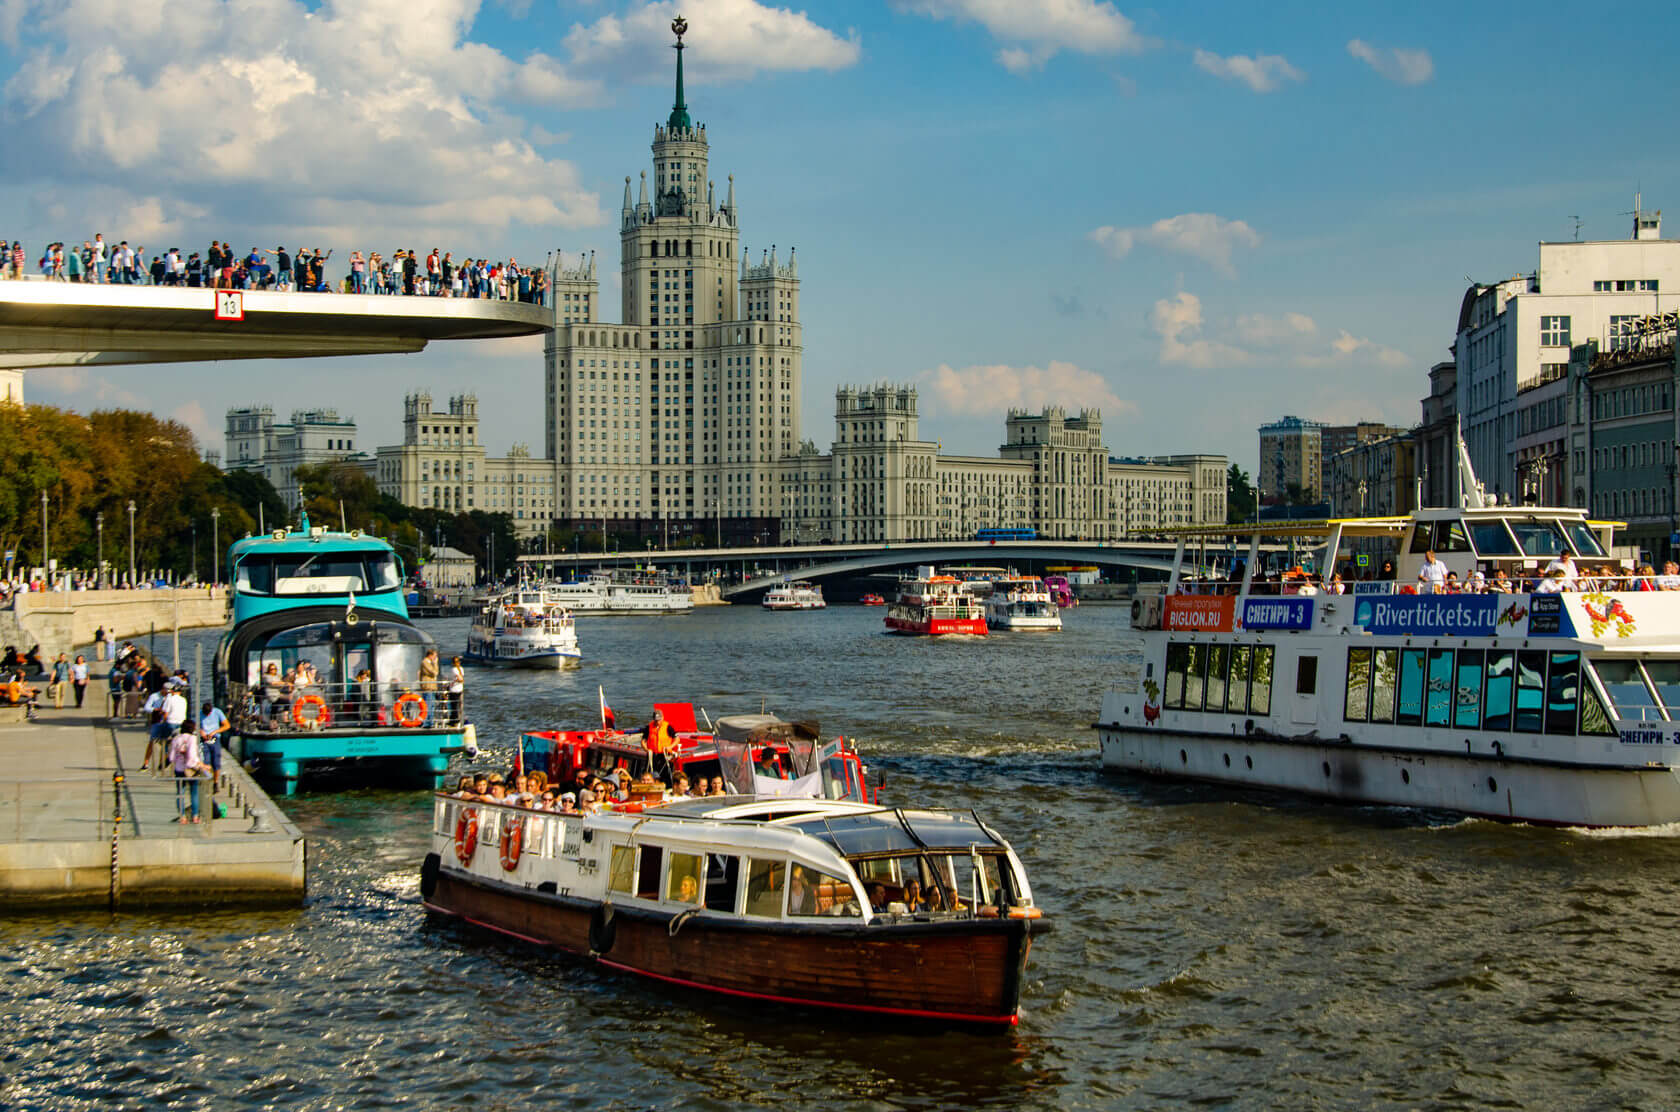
[427,872,1031,1026]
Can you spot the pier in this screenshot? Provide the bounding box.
[0,697,303,910]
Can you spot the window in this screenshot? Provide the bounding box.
[1425,649,1454,727]
[1644,660,1680,716]
[1454,650,1485,729]
[666,851,704,904]
[1540,316,1570,347]
[608,845,636,894]
[1609,315,1639,351]
[1227,646,1251,713]
[703,853,740,912]
[1206,645,1229,711]
[1296,655,1318,696]
[788,866,859,918]
[1371,649,1398,723]
[1484,651,1514,732]
[1345,648,1372,721]
[1594,658,1661,721]
[636,845,663,900]
[1544,652,1581,735]
[1397,649,1426,726]
[743,858,785,917]
[1250,647,1275,714]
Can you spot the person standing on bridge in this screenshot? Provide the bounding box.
[401,248,418,296]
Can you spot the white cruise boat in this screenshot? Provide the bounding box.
[546,569,694,614]
[464,588,580,668]
[1097,445,1680,828]
[984,576,1062,632]
[762,581,826,610]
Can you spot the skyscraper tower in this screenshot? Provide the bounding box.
[545,17,803,545]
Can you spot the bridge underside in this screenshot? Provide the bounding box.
[0,282,550,371]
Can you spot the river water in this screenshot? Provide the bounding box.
[4,604,1680,1110]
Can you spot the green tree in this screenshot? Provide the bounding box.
[1226,463,1257,523]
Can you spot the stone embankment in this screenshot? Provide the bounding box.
[1,587,228,658]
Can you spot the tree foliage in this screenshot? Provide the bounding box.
[1226,464,1257,523]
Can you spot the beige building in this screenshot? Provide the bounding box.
[224,405,361,511]
[372,391,555,536]
[1257,415,1327,503]
[773,385,1225,543]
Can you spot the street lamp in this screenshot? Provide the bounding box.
[192,520,198,583]
[211,507,220,585]
[96,512,104,588]
[39,490,48,577]
[127,499,136,587]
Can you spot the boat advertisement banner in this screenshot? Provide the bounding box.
[1163,595,1235,632]
[1522,595,1575,637]
[1241,597,1314,630]
[1353,595,1498,635]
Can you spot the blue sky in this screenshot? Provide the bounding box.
[5,0,1677,474]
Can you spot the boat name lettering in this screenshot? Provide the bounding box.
[1354,595,1498,635]
[1241,598,1313,631]
[1618,728,1673,746]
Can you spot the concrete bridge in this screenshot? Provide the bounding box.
[2,588,228,661]
[518,539,1191,602]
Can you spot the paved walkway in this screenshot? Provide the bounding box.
[0,689,305,909]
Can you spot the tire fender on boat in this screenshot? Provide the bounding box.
[420,852,441,899]
[589,902,617,955]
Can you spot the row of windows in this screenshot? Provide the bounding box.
[1344,647,1614,737]
[1593,279,1659,292]
[1593,439,1673,473]
[1592,382,1670,421]
[1162,643,1277,716]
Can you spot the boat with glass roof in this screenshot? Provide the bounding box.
[213,515,467,794]
[422,718,1046,1027]
[1097,444,1680,827]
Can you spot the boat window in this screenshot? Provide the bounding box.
[666,851,704,904]
[1296,655,1317,697]
[1205,645,1229,712]
[1454,650,1485,729]
[1508,521,1569,557]
[1642,660,1680,716]
[702,854,740,912]
[1433,521,1472,553]
[1408,523,1432,555]
[797,869,861,918]
[1545,652,1581,735]
[636,845,663,900]
[1227,646,1251,714]
[743,858,786,918]
[1579,683,1617,736]
[1184,644,1208,710]
[1467,521,1520,556]
[1344,648,1372,722]
[1484,651,1514,731]
[1164,643,1189,710]
[1593,659,1664,722]
[1514,651,1547,733]
[1250,647,1275,715]
[1563,521,1608,557]
[1425,649,1454,727]
[1396,649,1426,726]
[237,551,401,596]
[608,845,636,894]
[1371,649,1398,723]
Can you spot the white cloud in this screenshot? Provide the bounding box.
[923,360,1134,417]
[1090,213,1260,275]
[1192,48,1303,93]
[563,0,862,82]
[899,0,1151,73]
[1151,292,1408,370]
[1346,39,1433,85]
[1,0,606,246]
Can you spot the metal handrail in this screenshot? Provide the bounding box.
[227,678,465,732]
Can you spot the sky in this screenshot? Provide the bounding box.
[4,0,1679,475]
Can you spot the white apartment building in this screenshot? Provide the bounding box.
[1457,201,1676,501]
[224,405,361,510]
[372,391,555,536]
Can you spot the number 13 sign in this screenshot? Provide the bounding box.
[214,291,244,321]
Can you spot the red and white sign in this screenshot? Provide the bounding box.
[214,291,244,321]
[1163,595,1236,632]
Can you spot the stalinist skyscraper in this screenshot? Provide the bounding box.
[545,17,803,544]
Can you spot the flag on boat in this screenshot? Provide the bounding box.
[599,685,615,730]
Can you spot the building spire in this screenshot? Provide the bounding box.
[668,16,691,132]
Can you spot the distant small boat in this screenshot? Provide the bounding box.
[465,588,580,668]
[763,581,827,611]
[859,593,886,606]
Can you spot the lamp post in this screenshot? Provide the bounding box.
[127,500,136,587]
[191,520,198,584]
[211,507,220,586]
[96,512,104,588]
[39,490,48,578]
[1358,480,1367,515]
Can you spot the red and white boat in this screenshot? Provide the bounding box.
[884,567,988,636]
[859,593,886,606]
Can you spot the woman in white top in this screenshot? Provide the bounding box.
[71,655,89,708]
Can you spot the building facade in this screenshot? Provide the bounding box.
[1326,433,1418,519]
[1456,202,1677,502]
[372,391,555,535]
[224,405,361,510]
[1257,416,1327,503]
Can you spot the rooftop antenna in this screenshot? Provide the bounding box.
[1569,214,1582,241]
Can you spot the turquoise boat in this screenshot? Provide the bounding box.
[213,515,467,794]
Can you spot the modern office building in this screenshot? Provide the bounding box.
[223,405,361,511]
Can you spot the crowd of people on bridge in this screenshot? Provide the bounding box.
[0,235,550,306]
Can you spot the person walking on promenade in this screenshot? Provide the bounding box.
[169,727,204,823]
[198,700,230,793]
[48,653,68,709]
[71,655,88,708]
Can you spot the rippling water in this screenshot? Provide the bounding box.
[6,604,1680,1109]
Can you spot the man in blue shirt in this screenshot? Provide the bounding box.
[198,700,231,792]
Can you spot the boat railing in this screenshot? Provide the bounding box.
[434,794,582,862]
[1173,572,1674,597]
[228,679,465,733]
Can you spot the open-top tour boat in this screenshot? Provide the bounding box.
[464,587,580,668]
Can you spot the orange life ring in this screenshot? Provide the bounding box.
[499,816,523,871]
[292,694,331,728]
[394,692,428,728]
[455,808,479,865]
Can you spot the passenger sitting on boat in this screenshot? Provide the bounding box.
[869,884,889,911]
[1535,568,1567,594]
[1468,569,1487,593]
[454,775,475,798]
[559,792,578,814]
[1662,562,1680,590]
[1543,553,1579,590]
[507,773,531,806]
[1635,564,1659,591]
[670,774,692,800]
[903,879,925,912]
[788,866,815,916]
[709,776,727,797]
[260,663,287,726]
[484,774,507,802]
[1326,574,1346,595]
[677,874,700,903]
[612,768,632,801]
[1442,571,1461,593]
[1490,568,1514,592]
[924,886,947,912]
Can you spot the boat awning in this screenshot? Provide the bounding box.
[790,809,1005,858]
[1163,517,1413,541]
